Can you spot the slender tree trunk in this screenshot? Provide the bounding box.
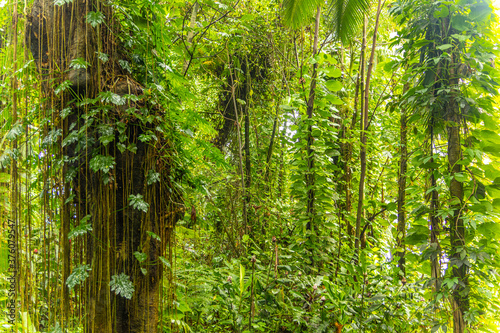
[429,125,442,293]
[305,6,321,234]
[447,53,467,333]
[9,0,19,326]
[227,52,248,233]
[356,0,382,251]
[183,2,199,74]
[396,84,408,276]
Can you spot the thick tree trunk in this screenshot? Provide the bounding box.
[27,1,182,332]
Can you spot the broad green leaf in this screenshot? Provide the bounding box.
[109,273,135,299]
[68,215,92,239]
[433,5,449,19]
[6,124,23,141]
[54,0,72,5]
[147,170,160,185]
[133,251,147,263]
[99,91,126,105]
[55,80,72,95]
[469,3,492,23]
[437,44,453,51]
[477,222,500,239]
[89,155,115,173]
[159,256,171,268]
[324,66,342,78]
[128,194,149,213]
[326,80,342,92]
[60,107,72,119]
[66,264,91,289]
[69,58,90,70]
[325,94,343,105]
[147,231,161,242]
[86,11,105,28]
[96,52,109,63]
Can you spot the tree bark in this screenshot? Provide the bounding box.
[396,84,408,275]
[305,6,321,234]
[355,0,382,251]
[27,1,182,331]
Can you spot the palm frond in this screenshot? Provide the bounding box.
[283,0,323,29]
[328,0,371,44]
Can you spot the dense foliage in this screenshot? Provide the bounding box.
[1,0,500,332]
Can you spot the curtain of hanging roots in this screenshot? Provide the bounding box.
[2,0,185,331]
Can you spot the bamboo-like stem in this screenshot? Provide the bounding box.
[227,50,249,235]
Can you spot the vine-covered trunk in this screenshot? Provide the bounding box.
[27,1,182,331]
[305,6,321,236]
[356,0,382,251]
[396,84,408,275]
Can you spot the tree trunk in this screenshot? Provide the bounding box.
[27,1,182,332]
[396,84,408,275]
[305,6,321,236]
[355,0,382,251]
[447,66,467,333]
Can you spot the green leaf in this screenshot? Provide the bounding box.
[98,124,114,146]
[66,264,91,289]
[86,11,105,28]
[54,0,72,5]
[118,60,132,73]
[406,225,429,245]
[329,0,371,44]
[436,44,453,51]
[128,194,149,213]
[133,251,147,263]
[6,124,23,141]
[433,5,449,19]
[323,66,342,78]
[89,155,116,173]
[475,181,486,200]
[453,173,467,183]
[42,129,62,147]
[99,91,126,105]
[451,15,470,31]
[326,80,342,92]
[147,231,161,242]
[159,256,171,268]
[282,0,322,29]
[69,57,90,70]
[325,94,343,105]
[96,52,109,63]
[240,264,246,296]
[55,80,72,95]
[68,215,92,239]
[109,273,135,299]
[147,170,160,185]
[60,107,72,119]
[477,222,500,239]
[49,322,63,333]
[469,3,492,23]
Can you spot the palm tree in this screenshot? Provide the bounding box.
[283,0,371,44]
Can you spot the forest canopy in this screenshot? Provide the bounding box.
[1,0,500,332]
